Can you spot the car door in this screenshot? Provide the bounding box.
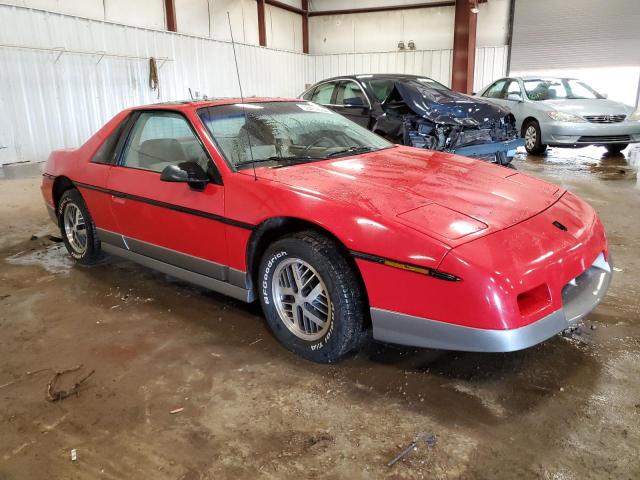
[106,110,229,276]
[331,80,372,128]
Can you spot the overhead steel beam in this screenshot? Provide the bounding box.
[265,0,306,15]
[308,1,455,16]
[451,0,477,93]
[164,0,177,32]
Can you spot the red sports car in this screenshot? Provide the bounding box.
[41,98,612,363]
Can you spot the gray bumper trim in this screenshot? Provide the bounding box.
[371,254,612,353]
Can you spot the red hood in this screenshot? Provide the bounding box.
[254,146,564,245]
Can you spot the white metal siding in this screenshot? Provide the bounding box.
[510,0,640,71]
[0,4,508,165]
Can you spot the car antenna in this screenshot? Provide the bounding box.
[227,11,257,181]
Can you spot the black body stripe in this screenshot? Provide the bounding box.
[350,250,461,281]
[74,181,255,230]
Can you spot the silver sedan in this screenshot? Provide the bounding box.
[476,76,640,154]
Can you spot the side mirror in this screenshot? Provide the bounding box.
[160,162,209,191]
[343,97,366,108]
[507,93,523,102]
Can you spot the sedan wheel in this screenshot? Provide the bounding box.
[522,120,547,155]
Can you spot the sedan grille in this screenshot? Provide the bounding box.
[583,114,626,123]
[577,135,631,143]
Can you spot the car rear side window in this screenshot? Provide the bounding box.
[483,80,507,99]
[120,112,211,174]
[335,81,367,105]
[311,83,335,104]
[91,114,131,164]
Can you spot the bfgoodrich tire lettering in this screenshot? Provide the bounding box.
[258,230,366,363]
[58,189,104,265]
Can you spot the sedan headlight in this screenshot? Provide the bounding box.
[547,111,586,123]
[628,109,640,121]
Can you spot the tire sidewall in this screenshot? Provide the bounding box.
[259,239,345,362]
[58,190,95,262]
[524,121,541,154]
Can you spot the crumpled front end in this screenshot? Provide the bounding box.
[373,81,524,164]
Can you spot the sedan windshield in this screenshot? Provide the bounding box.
[363,77,450,102]
[198,101,391,169]
[523,79,604,101]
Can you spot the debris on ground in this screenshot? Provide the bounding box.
[249,338,263,346]
[170,407,184,414]
[70,449,77,462]
[387,433,437,467]
[46,365,95,402]
[30,235,38,241]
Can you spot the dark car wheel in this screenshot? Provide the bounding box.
[58,189,103,265]
[258,230,366,363]
[605,143,628,154]
[523,120,547,155]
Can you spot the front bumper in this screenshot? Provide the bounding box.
[452,137,524,163]
[371,253,612,352]
[542,120,640,145]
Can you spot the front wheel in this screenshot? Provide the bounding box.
[523,120,547,155]
[605,143,628,154]
[58,189,103,265]
[258,231,366,363]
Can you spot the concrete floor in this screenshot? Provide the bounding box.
[1,146,639,479]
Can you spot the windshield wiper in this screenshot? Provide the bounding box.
[235,155,320,168]
[325,146,375,158]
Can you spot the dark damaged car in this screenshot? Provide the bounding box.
[301,74,524,165]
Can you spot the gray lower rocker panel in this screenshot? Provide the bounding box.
[102,243,253,302]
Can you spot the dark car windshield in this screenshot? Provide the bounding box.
[362,77,451,102]
[523,79,604,101]
[198,101,391,169]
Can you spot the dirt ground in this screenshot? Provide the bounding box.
[1,146,639,479]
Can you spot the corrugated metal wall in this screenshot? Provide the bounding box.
[0,4,508,165]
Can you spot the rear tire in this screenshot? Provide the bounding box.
[58,189,103,265]
[605,143,628,154]
[258,230,366,363]
[523,120,547,155]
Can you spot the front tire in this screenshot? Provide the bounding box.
[58,189,103,265]
[523,120,547,155]
[258,231,366,363]
[605,143,628,154]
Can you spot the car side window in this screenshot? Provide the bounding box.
[505,80,523,100]
[483,80,507,99]
[311,83,336,104]
[92,114,132,164]
[120,112,211,174]
[335,81,367,105]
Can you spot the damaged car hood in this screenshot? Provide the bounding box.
[255,146,564,245]
[388,81,512,126]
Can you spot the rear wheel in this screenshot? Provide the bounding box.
[605,143,628,154]
[523,120,547,155]
[258,230,366,363]
[58,189,103,265]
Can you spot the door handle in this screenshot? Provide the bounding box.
[111,194,126,204]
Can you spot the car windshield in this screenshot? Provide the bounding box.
[362,77,450,102]
[523,78,604,101]
[198,101,392,169]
